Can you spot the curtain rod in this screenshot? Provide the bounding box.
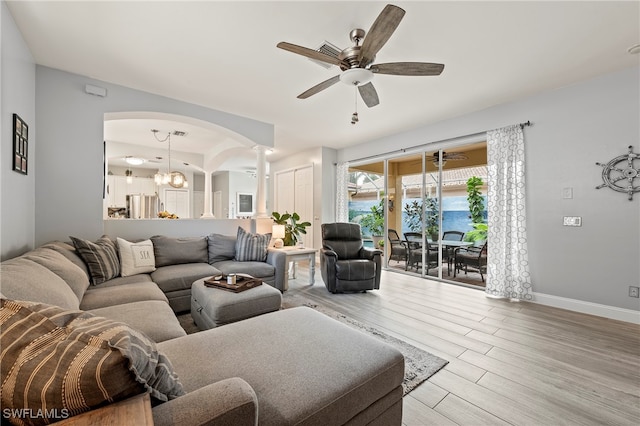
[334,120,532,165]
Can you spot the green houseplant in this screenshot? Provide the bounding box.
[465,176,487,243]
[404,197,439,240]
[359,199,385,247]
[271,211,311,246]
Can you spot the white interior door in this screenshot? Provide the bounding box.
[274,170,295,214]
[164,189,189,219]
[294,166,313,248]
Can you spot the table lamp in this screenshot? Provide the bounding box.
[272,224,286,248]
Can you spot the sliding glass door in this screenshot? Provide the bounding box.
[344,141,487,287]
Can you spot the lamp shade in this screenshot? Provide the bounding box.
[272,224,285,248]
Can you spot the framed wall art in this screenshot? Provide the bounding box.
[13,114,28,175]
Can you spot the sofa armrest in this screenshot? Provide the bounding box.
[266,249,288,292]
[360,248,382,289]
[152,378,257,426]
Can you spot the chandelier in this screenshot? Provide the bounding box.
[152,129,188,188]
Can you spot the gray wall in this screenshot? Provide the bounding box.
[1,2,36,260]
[339,66,640,313]
[33,66,273,246]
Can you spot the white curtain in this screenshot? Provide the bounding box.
[486,125,533,300]
[336,162,350,222]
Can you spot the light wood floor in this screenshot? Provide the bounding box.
[286,266,640,426]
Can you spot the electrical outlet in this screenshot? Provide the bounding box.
[629,286,639,298]
[563,216,582,226]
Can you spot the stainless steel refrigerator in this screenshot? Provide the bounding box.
[127,194,159,219]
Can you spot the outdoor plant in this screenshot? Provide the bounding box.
[466,176,485,224]
[465,222,488,243]
[359,199,385,237]
[404,200,422,232]
[424,197,439,240]
[465,176,487,243]
[404,197,439,239]
[271,211,311,246]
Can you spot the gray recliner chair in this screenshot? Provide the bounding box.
[320,223,382,293]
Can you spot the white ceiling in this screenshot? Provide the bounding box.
[7,0,640,168]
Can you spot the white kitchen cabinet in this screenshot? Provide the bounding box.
[107,176,156,207]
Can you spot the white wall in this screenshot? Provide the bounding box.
[33,66,273,246]
[1,2,36,260]
[339,66,640,314]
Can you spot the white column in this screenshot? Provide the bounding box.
[201,170,215,218]
[254,145,269,218]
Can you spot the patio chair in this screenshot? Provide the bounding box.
[453,241,488,282]
[442,230,465,275]
[404,232,439,273]
[388,229,408,266]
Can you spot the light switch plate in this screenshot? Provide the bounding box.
[562,187,573,199]
[563,216,582,226]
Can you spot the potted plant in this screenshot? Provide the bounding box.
[271,211,311,246]
[404,197,439,240]
[359,199,385,247]
[465,176,487,243]
[424,197,439,241]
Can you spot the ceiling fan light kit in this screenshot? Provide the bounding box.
[277,3,444,123]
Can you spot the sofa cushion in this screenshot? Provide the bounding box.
[157,307,404,426]
[41,241,90,276]
[0,299,185,425]
[88,300,187,343]
[207,233,236,264]
[99,273,153,288]
[212,259,275,279]
[335,259,376,280]
[21,247,90,301]
[117,237,156,277]
[151,263,220,294]
[0,257,80,310]
[151,236,208,267]
[70,235,120,285]
[80,281,168,311]
[235,227,271,262]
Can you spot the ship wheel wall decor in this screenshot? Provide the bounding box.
[595,145,639,201]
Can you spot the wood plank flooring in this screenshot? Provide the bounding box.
[286,266,640,425]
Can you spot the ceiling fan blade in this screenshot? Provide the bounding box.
[371,62,445,76]
[277,42,345,67]
[358,82,380,108]
[297,75,341,99]
[358,4,406,66]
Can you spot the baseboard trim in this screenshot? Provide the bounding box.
[532,292,640,324]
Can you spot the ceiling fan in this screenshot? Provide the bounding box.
[276,4,444,109]
[426,151,468,166]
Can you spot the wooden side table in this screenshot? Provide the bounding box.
[272,247,318,291]
[57,393,153,426]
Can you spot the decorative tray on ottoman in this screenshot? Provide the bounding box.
[204,274,262,293]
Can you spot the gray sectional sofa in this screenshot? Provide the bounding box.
[0,231,405,425]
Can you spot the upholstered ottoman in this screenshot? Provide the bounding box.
[191,278,282,329]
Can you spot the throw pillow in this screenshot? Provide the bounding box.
[0,298,185,426]
[117,237,156,276]
[235,227,271,262]
[207,233,237,264]
[151,235,208,267]
[70,235,120,285]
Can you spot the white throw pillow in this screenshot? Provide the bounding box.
[117,238,156,277]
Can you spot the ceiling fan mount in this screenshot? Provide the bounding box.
[276,4,445,110]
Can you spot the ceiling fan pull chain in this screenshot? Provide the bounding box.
[351,85,359,125]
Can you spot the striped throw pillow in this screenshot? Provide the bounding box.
[70,235,120,285]
[0,299,185,425]
[235,227,271,262]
